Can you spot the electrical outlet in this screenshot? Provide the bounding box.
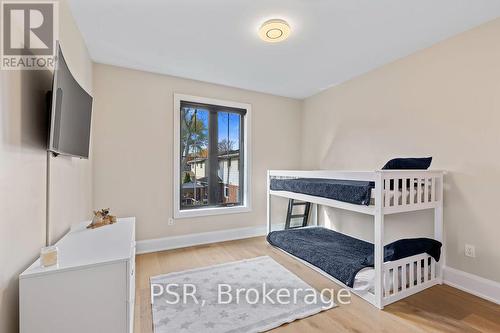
[168,218,175,226]
[465,244,475,258]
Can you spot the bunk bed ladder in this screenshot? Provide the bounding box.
[285,199,311,229]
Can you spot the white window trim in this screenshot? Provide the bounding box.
[173,94,252,219]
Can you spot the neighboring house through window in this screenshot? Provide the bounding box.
[173,95,251,218]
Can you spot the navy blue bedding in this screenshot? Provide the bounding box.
[267,227,441,288]
[363,238,442,266]
[382,157,432,170]
[382,157,433,189]
[270,178,374,206]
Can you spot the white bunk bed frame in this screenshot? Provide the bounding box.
[266,170,445,309]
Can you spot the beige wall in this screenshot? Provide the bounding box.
[92,64,302,240]
[301,18,500,282]
[0,1,93,332]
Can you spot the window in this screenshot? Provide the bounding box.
[174,95,251,218]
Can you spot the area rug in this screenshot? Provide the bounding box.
[150,256,336,333]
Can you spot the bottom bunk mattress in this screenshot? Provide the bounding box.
[267,227,441,288]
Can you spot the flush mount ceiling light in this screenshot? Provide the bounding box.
[259,19,291,43]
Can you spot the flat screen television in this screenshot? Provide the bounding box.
[48,44,93,159]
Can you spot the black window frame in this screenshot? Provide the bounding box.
[179,101,246,211]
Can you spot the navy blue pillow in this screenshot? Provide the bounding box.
[382,157,432,170]
[363,238,442,265]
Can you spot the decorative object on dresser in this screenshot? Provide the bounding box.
[40,245,59,267]
[88,208,118,229]
[19,217,136,333]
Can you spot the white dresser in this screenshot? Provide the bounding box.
[20,217,136,333]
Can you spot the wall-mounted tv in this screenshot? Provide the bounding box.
[48,44,93,159]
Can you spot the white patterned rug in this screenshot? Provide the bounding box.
[150,256,336,333]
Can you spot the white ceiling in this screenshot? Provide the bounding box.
[68,0,500,99]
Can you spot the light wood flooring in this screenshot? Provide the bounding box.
[134,237,500,333]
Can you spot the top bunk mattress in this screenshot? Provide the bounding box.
[270,178,375,206]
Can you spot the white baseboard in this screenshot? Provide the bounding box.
[136,225,271,254]
[443,266,500,305]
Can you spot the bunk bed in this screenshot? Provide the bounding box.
[266,169,445,309]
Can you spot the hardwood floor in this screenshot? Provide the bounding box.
[134,237,500,333]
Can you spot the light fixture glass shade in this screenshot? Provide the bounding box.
[259,19,291,43]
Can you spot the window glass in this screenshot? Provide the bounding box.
[180,107,209,209]
[179,103,245,211]
[217,112,241,205]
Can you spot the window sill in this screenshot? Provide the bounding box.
[173,205,251,219]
